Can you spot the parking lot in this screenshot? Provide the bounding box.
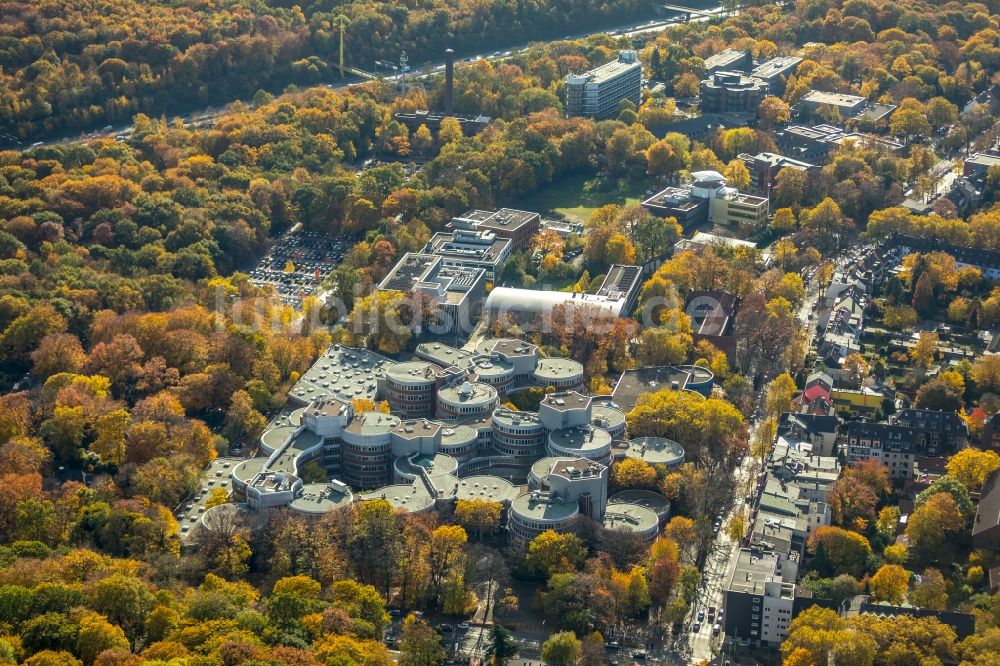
[175,456,240,543]
[248,230,347,308]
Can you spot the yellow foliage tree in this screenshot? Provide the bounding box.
[945,448,1000,491]
[611,458,658,490]
[453,499,503,540]
[869,564,909,604]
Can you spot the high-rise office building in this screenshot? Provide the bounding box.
[565,50,642,119]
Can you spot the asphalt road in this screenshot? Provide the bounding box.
[682,452,757,664]
[9,5,724,152]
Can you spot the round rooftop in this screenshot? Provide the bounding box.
[198,502,261,533]
[476,338,537,356]
[387,360,441,385]
[602,502,659,536]
[364,483,435,513]
[534,357,585,382]
[530,456,570,483]
[267,407,305,429]
[548,426,613,458]
[289,482,354,515]
[440,424,479,447]
[510,492,580,523]
[453,476,519,503]
[681,364,714,385]
[492,407,544,430]
[347,411,401,436]
[232,457,268,486]
[285,429,323,455]
[591,404,626,431]
[472,357,515,380]
[622,437,685,467]
[293,346,390,402]
[438,381,498,405]
[412,453,458,477]
[261,425,298,452]
[608,489,671,519]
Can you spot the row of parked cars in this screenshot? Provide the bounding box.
[694,605,723,635]
[249,231,351,307]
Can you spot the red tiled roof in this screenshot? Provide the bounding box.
[802,385,831,403]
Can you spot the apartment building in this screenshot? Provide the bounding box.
[724,440,841,647]
[844,410,966,480]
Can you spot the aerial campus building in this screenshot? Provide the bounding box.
[696,50,802,112]
[484,264,643,324]
[202,339,689,549]
[565,50,642,119]
[699,71,770,113]
[642,170,768,233]
[377,209,542,337]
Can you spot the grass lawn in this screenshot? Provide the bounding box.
[521,173,650,223]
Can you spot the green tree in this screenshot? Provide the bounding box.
[268,575,324,628]
[541,631,582,666]
[915,475,974,518]
[945,448,1000,491]
[806,526,872,577]
[349,499,401,596]
[92,574,154,642]
[771,207,796,232]
[484,624,520,666]
[909,568,948,610]
[223,389,266,442]
[331,579,391,634]
[890,108,933,141]
[765,373,797,416]
[399,614,446,666]
[906,492,963,560]
[800,197,849,249]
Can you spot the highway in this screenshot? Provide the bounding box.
[8,4,725,152]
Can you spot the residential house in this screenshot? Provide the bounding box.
[843,598,976,640]
[778,412,839,457]
[831,388,884,418]
[892,408,968,452]
[685,290,738,358]
[982,411,1000,452]
[972,469,1000,550]
[799,371,833,407]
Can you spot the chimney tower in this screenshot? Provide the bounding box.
[444,48,455,116]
